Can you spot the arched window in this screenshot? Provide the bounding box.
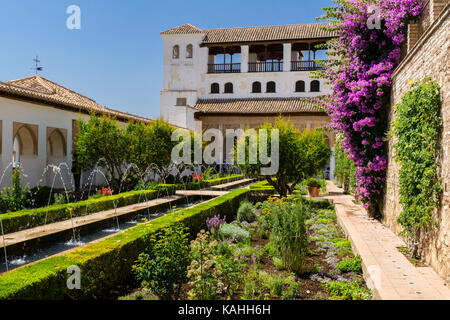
[295,80,305,92]
[172,45,179,59]
[211,83,220,94]
[224,82,233,94]
[266,81,276,93]
[47,129,67,157]
[252,82,261,93]
[186,44,193,58]
[311,80,320,92]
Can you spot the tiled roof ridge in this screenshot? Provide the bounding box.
[0,75,154,124]
[203,22,331,32]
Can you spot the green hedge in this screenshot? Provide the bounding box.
[0,188,251,300]
[0,185,176,235]
[176,174,245,190]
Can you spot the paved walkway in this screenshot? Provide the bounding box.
[323,181,450,300]
[209,178,255,191]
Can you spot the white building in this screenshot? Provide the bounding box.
[160,22,336,177]
[0,75,153,189]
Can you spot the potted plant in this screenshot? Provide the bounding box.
[306,178,321,197]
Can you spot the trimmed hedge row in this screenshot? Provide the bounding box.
[0,185,176,235]
[0,188,252,300]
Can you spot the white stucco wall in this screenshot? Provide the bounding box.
[0,96,108,190]
[160,32,332,130]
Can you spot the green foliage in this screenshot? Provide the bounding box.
[336,256,362,274]
[0,188,251,299]
[270,200,308,274]
[237,200,256,222]
[0,168,29,213]
[240,269,301,300]
[75,116,178,190]
[75,115,130,189]
[391,79,443,255]
[334,139,356,194]
[219,222,251,243]
[238,117,331,197]
[326,280,371,300]
[306,177,321,188]
[133,224,190,299]
[187,230,244,300]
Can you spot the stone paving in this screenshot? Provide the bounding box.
[324,181,450,300]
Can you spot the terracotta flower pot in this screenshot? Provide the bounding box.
[307,186,320,197]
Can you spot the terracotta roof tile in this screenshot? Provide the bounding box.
[161,23,335,43]
[194,98,322,114]
[203,23,335,44]
[0,75,153,123]
[161,23,203,35]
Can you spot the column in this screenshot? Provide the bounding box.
[0,120,13,189]
[241,45,249,73]
[283,43,292,72]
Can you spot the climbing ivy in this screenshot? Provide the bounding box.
[391,78,443,256]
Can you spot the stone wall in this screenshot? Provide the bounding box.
[383,3,449,283]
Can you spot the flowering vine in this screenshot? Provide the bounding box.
[314,0,422,216]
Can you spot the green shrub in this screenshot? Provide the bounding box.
[187,230,244,300]
[271,200,308,274]
[133,224,190,299]
[272,257,285,270]
[0,188,251,300]
[219,222,251,243]
[336,256,362,274]
[0,168,29,213]
[326,280,371,300]
[306,177,321,188]
[237,201,256,222]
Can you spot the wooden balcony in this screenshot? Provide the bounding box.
[248,61,283,73]
[207,63,241,74]
[291,60,325,71]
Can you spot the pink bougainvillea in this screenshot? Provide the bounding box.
[316,0,422,214]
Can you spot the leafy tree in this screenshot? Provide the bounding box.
[238,117,331,197]
[75,115,129,189]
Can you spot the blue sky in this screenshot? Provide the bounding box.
[0,0,333,119]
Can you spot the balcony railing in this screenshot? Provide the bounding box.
[207,63,241,73]
[248,61,283,73]
[291,60,325,71]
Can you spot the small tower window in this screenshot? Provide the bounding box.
[186,44,193,58]
[311,80,320,92]
[172,45,179,59]
[295,80,305,92]
[224,82,233,94]
[252,82,261,93]
[266,81,276,93]
[211,83,220,94]
[176,98,187,106]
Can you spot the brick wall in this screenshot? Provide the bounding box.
[384,3,449,282]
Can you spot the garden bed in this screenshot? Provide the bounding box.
[121,195,372,301]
